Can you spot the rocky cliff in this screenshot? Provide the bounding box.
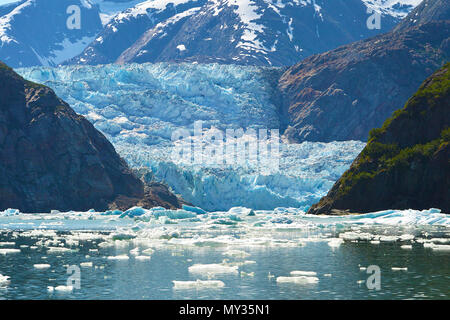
[308,63,450,215]
[0,61,182,212]
[278,0,449,143]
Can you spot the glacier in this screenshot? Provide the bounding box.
[17,63,365,211]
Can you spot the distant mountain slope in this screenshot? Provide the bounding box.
[278,0,449,143]
[0,0,103,68]
[69,0,416,67]
[394,0,450,31]
[0,61,182,212]
[308,63,450,214]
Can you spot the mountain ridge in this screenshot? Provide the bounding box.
[307,63,450,215]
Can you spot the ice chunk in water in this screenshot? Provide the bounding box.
[173,280,225,289]
[0,248,20,255]
[0,274,10,286]
[188,264,238,275]
[0,208,20,216]
[182,205,207,215]
[276,276,319,284]
[290,271,317,276]
[107,255,130,260]
[33,264,51,269]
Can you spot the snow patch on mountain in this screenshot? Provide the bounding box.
[362,0,423,18]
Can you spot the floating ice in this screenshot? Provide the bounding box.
[80,262,93,268]
[0,274,10,286]
[107,255,130,260]
[276,276,319,284]
[33,264,51,269]
[54,285,74,292]
[391,267,408,271]
[0,248,20,255]
[188,264,238,275]
[290,271,317,276]
[222,250,250,258]
[135,256,151,261]
[0,208,20,216]
[0,242,15,247]
[173,280,225,289]
[182,205,207,215]
[431,245,450,251]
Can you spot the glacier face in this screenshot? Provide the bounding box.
[18,63,282,145]
[17,63,365,211]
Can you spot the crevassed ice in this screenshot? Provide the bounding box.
[16,63,365,211]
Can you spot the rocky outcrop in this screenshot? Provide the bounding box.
[278,0,450,143]
[0,61,182,212]
[307,63,450,215]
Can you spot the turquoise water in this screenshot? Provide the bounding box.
[0,209,449,300]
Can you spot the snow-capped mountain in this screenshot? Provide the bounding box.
[69,0,421,67]
[0,0,103,67]
[0,0,421,67]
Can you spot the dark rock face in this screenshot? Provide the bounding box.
[0,61,182,212]
[308,63,450,215]
[278,0,450,143]
[109,182,186,211]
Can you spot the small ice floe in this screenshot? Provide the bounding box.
[276,276,319,284]
[324,274,332,277]
[339,232,373,242]
[370,240,381,245]
[240,271,254,277]
[182,205,207,215]
[400,245,413,250]
[379,236,398,243]
[33,264,51,269]
[54,285,73,292]
[129,248,140,255]
[0,274,10,286]
[173,280,225,289]
[391,267,408,271]
[328,238,343,247]
[290,271,317,276]
[188,264,238,275]
[430,238,450,244]
[399,234,415,242]
[359,267,367,271]
[107,255,129,260]
[0,248,20,255]
[431,244,450,251]
[0,242,15,247]
[47,247,71,254]
[98,241,114,248]
[222,249,250,258]
[47,286,54,292]
[135,256,151,261]
[80,262,93,268]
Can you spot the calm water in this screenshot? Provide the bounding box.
[0,210,449,300]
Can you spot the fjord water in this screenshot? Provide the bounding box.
[0,209,448,300]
